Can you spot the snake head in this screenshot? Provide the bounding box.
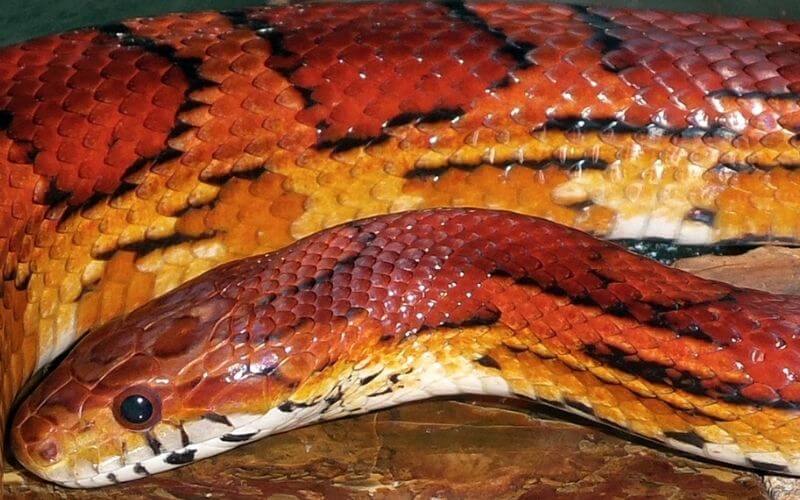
[11,258,303,487]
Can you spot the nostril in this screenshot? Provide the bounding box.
[15,413,62,465]
[36,439,59,464]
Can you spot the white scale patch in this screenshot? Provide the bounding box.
[609,215,715,244]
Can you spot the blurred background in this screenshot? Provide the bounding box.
[1,0,799,47]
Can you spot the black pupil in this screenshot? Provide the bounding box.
[120,395,154,424]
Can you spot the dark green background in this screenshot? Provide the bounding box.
[1,0,799,48]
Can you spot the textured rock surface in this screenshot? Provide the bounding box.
[9,246,800,499]
[675,246,800,295]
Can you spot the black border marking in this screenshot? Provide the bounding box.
[41,179,72,206]
[93,231,218,260]
[569,4,627,72]
[220,10,314,108]
[565,399,596,417]
[404,156,609,180]
[202,167,266,186]
[315,134,392,153]
[542,116,738,140]
[0,109,12,130]
[709,89,800,101]
[441,0,534,74]
[583,344,797,409]
[747,458,790,473]
[491,267,739,348]
[385,107,464,129]
[278,400,314,412]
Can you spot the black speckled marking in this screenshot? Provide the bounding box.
[179,424,190,448]
[145,431,163,456]
[133,463,149,475]
[665,430,707,449]
[685,208,715,226]
[165,448,197,465]
[203,412,234,427]
[278,400,314,412]
[221,432,257,442]
[360,370,383,385]
[368,387,393,397]
[476,354,502,370]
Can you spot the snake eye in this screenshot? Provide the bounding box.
[120,395,153,424]
[113,386,161,430]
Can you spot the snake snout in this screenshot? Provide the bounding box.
[11,410,70,478]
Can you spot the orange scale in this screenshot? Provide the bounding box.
[126,71,164,97]
[77,161,103,184]
[300,46,340,69]
[697,349,751,384]
[308,82,342,107]
[104,142,138,169]
[92,81,127,107]
[659,338,703,367]
[779,383,800,403]
[275,351,319,384]
[55,114,88,140]
[227,53,263,78]
[740,383,780,404]
[211,141,247,163]
[142,107,177,135]
[97,354,158,390]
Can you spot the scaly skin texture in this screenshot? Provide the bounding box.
[3,0,800,486]
[12,208,800,486]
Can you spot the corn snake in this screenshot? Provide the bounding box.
[3,0,800,487]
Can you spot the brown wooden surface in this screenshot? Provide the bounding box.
[8,247,800,499]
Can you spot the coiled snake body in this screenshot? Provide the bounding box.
[4,0,800,487]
